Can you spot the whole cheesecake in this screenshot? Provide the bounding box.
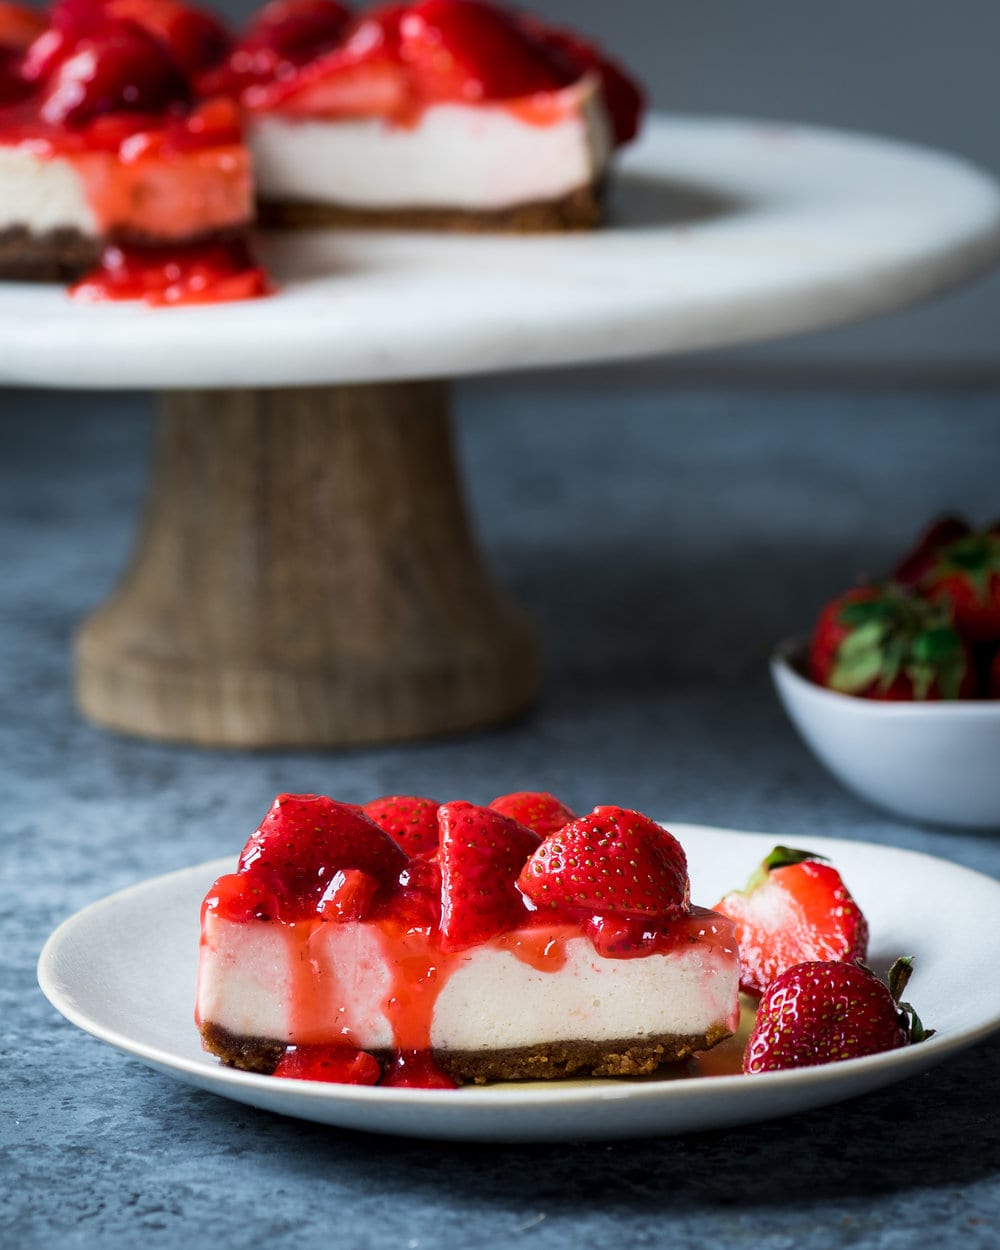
[196,794,740,1087]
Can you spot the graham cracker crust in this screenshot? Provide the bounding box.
[200,1020,732,1085]
[0,226,101,281]
[0,224,253,283]
[257,182,604,233]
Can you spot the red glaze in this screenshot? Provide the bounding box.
[240,0,350,69]
[273,1043,382,1083]
[70,238,269,306]
[381,1050,457,1088]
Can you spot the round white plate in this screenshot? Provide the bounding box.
[2,115,999,390]
[38,825,1000,1142]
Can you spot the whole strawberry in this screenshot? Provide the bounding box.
[517,807,689,919]
[363,794,441,856]
[893,514,971,588]
[906,524,1000,644]
[714,846,868,995]
[488,791,576,837]
[809,582,974,700]
[743,956,932,1073]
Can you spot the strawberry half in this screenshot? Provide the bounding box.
[238,792,408,922]
[743,956,933,1073]
[517,807,689,920]
[714,846,869,995]
[809,582,975,700]
[488,791,576,837]
[363,794,441,856]
[437,800,540,951]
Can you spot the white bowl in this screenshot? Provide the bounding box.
[771,640,1000,830]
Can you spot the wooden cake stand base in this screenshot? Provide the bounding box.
[74,382,538,748]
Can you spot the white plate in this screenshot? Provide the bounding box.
[38,825,1000,1142]
[2,115,999,388]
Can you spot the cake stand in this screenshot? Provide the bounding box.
[3,116,999,748]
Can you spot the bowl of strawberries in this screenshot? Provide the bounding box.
[772,515,1000,829]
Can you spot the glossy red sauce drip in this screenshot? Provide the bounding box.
[381,1050,456,1088]
[586,907,738,960]
[495,924,571,972]
[274,1043,381,1084]
[70,237,270,306]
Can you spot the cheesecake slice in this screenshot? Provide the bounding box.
[216,0,644,230]
[196,794,740,1087]
[0,0,265,301]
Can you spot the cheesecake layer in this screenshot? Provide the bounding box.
[250,74,612,216]
[197,911,740,1068]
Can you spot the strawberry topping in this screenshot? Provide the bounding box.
[742,956,932,1073]
[488,790,576,836]
[104,0,231,74]
[273,1043,382,1083]
[517,806,689,921]
[37,20,192,126]
[714,846,869,996]
[437,800,540,950]
[363,794,441,856]
[232,792,409,922]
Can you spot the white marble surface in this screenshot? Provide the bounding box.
[1,114,999,390]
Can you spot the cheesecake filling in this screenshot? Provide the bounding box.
[250,75,613,211]
[197,909,740,1055]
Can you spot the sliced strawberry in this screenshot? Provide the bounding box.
[104,0,231,73]
[315,867,380,921]
[743,956,933,1073]
[237,792,408,922]
[488,791,576,837]
[273,1043,382,1084]
[38,20,192,125]
[397,0,576,104]
[437,800,540,951]
[517,807,688,921]
[363,795,440,856]
[241,31,409,116]
[809,582,975,700]
[714,846,869,995]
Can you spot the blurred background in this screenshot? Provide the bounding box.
[186,0,1000,372]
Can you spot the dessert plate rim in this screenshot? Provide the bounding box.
[37,824,1000,1142]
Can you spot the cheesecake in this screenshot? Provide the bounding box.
[196,794,740,1087]
[217,0,643,230]
[0,0,265,301]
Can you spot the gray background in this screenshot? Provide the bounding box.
[202,0,1000,369]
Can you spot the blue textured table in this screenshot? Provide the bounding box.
[3,374,999,1248]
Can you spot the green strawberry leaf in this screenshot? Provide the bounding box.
[887,955,914,1002]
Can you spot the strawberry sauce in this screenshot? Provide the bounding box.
[70,237,270,306]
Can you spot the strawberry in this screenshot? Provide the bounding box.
[38,20,192,125]
[518,18,644,145]
[397,0,576,104]
[894,514,971,589]
[743,956,933,1073]
[239,0,350,68]
[0,45,28,101]
[714,846,869,995]
[437,800,540,951]
[363,794,441,856]
[488,791,576,837]
[238,792,408,922]
[910,526,1000,644]
[517,807,689,920]
[104,0,231,73]
[808,582,975,700]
